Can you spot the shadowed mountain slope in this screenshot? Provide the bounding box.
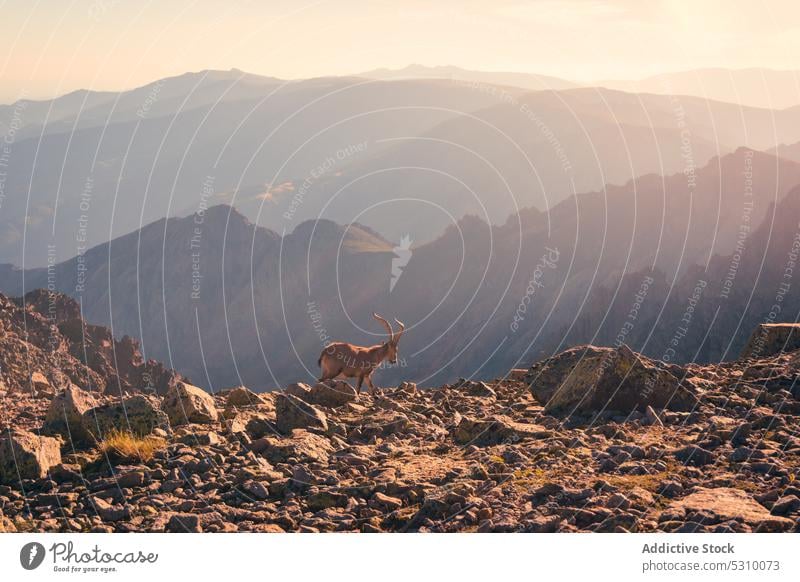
[2,148,800,389]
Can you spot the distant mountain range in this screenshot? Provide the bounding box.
[771,141,800,163]
[599,67,800,110]
[0,70,514,266]
[2,148,799,391]
[358,64,579,91]
[362,65,800,110]
[3,67,800,268]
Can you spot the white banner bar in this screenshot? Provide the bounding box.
[1,533,798,582]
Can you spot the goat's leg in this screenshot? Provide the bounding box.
[318,363,341,383]
[355,375,364,394]
[366,374,376,396]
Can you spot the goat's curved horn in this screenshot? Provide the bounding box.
[373,312,394,341]
[393,318,406,342]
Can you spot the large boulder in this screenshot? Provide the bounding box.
[526,344,698,415]
[308,381,358,408]
[43,385,98,442]
[275,393,327,434]
[661,487,794,532]
[163,382,218,425]
[741,323,800,359]
[0,430,62,484]
[83,395,169,438]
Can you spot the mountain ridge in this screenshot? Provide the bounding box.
[2,147,800,389]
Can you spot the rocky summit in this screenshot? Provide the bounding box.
[1,294,800,532]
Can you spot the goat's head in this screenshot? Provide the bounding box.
[373,312,405,364]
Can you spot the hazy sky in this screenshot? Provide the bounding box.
[1,0,798,102]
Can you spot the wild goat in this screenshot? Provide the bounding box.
[318,313,405,395]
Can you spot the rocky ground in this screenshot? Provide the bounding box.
[1,291,800,533]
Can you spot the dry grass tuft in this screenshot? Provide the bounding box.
[96,429,165,463]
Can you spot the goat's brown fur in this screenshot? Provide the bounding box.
[318,313,405,395]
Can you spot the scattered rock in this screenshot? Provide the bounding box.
[252,430,334,464]
[662,487,794,532]
[284,382,312,398]
[30,371,55,397]
[163,382,219,425]
[0,511,16,532]
[177,431,221,446]
[243,480,270,500]
[770,495,800,516]
[225,386,265,407]
[453,415,550,445]
[674,445,715,467]
[309,381,358,408]
[455,380,497,398]
[307,491,348,511]
[0,430,62,483]
[92,497,130,522]
[730,446,762,463]
[43,385,98,442]
[225,410,275,438]
[397,381,417,395]
[275,393,328,434]
[116,470,146,489]
[606,493,631,510]
[657,480,684,498]
[167,513,202,533]
[372,492,403,510]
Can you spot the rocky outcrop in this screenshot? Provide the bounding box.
[740,323,800,359]
[163,382,219,425]
[0,430,61,483]
[526,344,698,415]
[0,290,184,396]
